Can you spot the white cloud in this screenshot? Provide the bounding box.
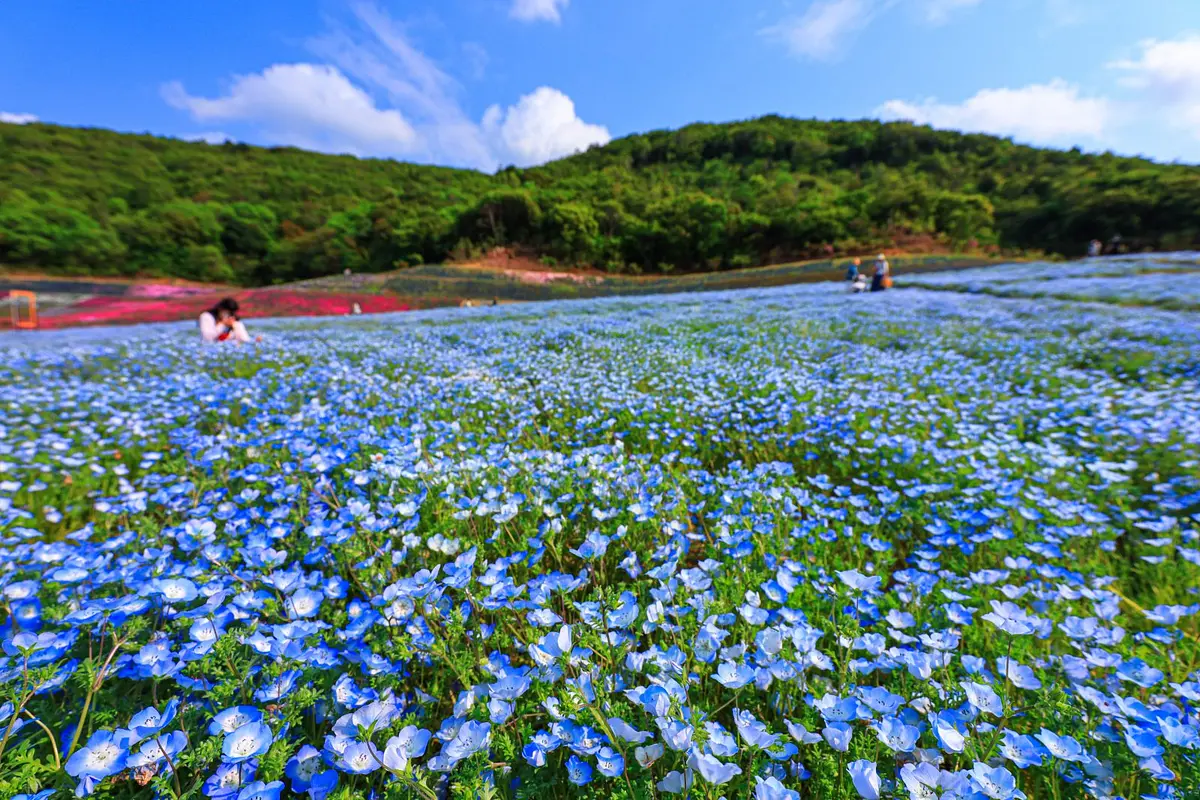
[163,4,609,171]
[1112,35,1200,91]
[483,87,611,166]
[0,112,38,125]
[1111,35,1200,131]
[922,0,982,25]
[878,80,1111,144]
[163,63,417,155]
[309,4,497,168]
[510,0,569,24]
[761,0,877,61]
[462,42,490,80]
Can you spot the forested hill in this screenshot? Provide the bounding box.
[2,116,1199,285]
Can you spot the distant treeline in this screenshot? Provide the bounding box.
[1,117,1198,284]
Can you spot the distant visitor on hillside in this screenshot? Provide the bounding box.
[199,298,253,343]
[846,258,861,282]
[871,253,891,292]
[1088,239,1103,258]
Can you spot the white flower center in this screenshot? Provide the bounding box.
[87,744,118,768]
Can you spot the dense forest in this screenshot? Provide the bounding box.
[2,117,1199,284]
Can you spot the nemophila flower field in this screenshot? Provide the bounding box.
[2,278,1200,800]
[898,255,1200,312]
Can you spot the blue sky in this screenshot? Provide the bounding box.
[3,0,1200,170]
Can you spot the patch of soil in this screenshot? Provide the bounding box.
[456,248,606,284]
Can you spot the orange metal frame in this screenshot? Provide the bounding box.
[9,290,37,329]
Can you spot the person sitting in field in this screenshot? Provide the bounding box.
[199,298,253,343]
[870,253,891,292]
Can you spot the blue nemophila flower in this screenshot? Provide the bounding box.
[690,751,742,784]
[755,775,800,800]
[858,685,905,715]
[931,714,969,758]
[306,770,339,800]
[1124,727,1165,758]
[382,725,431,771]
[234,780,284,800]
[287,588,323,619]
[634,742,664,767]
[145,577,199,605]
[970,762,1025,800]
[785,719,822,745]
[210,706,264,736]
[127,698,180,740]
[222,721,274,764]
[127,729,188,771]
[285,744,324,789]
[899,762,941,800]
[659,718,694,752]
[65,728,134,795]
[963,680,1005,717]
[335,740,382,774]
[875,715,920,753]
[837,570,881,593]
[734,708,779,749]
[431,720,490,769]
[253,669,301,702]
[609,717,653,743]
[566,754,593,785]
[997,657,1042,690]
[999,730,1045,768]
[657,769,694,795]
[571,531,610,561]
[823,721,853,752]
[203,761,257,799]
[1035,728,1087,762]
[847,759,880,800]
[1117,658,1165,688]
[982,600,1040,636]
[704,720,739,757]
[595,746,625,777]
[12,792,55,800]
[714,660,756,688]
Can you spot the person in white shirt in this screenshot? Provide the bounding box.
[871,253,890,292]
[198,298,253,343]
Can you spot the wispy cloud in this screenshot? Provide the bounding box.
[878,80,1112,144]
[0,112,38,125]
[760,0,879,61]
[510,0,570,24]
[922,0,982,25]
[764,0,1076,59]
[308,3,493,166]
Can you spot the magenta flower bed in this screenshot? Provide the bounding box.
[38,289,416,329]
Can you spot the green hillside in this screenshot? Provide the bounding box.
[2,116,1198,285]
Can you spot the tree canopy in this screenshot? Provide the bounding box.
[2,116,1197,284]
